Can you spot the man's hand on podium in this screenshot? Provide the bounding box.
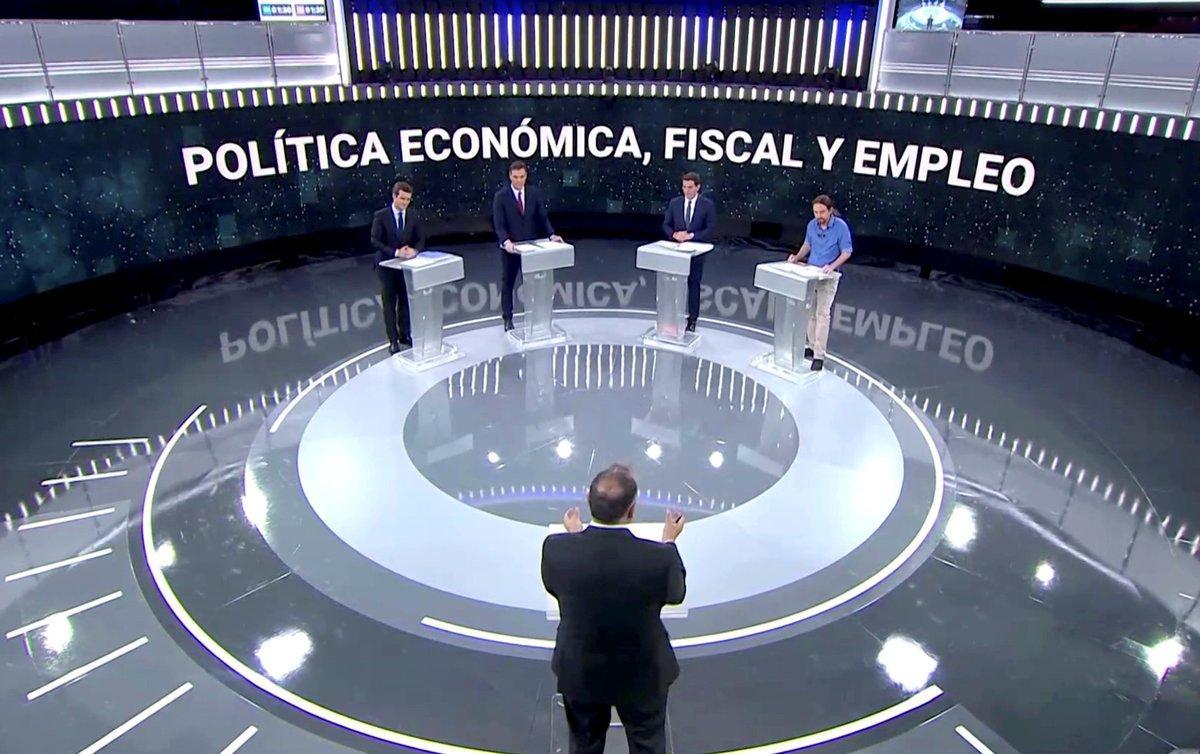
[563,506,584,533]
[821,263,835,274]
[662,509,685,543]
[787,252,804,264]
[549,234,564,243]
[671,231,689,242]
[396,246,417,260]
[503,239,516,253]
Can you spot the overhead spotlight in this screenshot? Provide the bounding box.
[487,451,501,464]
[646,442,663,461]
[255,628,313,681]
[708,450,725,468]
[1144,637,1185,681]
[154,540,177,568]
[39,614,74,655]
[555,438,574,459]
[1034,561,1056,587]
[819,64,839,91]
[877,636,938,692]
[943,505,977,551]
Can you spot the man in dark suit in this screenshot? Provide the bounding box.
[492,160,563,331]
[371,180,425,354]
[661,171,717,332]
[542,464,687,754]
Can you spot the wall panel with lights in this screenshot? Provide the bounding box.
[345,2,878,89]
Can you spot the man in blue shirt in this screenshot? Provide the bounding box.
[788,195,852,371]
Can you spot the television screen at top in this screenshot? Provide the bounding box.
[895,0,969,30]
[257,0,327,22]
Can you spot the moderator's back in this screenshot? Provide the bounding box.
[548,528,672,644]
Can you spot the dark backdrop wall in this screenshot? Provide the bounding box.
[0,95,1197,316]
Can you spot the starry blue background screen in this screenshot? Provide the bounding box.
[0,96,1195,314]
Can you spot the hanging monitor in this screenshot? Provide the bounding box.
[895,0,969,30]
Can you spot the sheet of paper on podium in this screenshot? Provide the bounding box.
[400,251,450,267]
[760,260,835,280]
[544,523,688,619]
[515,239,573,253]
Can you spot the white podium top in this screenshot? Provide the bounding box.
[754,260,837,301]
[513,239,575,273]
[544,523,688,619]
[636,240,714,276]
[380,251,465,290]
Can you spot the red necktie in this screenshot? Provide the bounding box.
[517,191,525,216]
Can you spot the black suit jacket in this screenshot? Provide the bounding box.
[371,206,426,266]
[493,185,555,245]
[661,194,717,242]
[541,526,686,704]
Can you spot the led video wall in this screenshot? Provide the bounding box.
[0,95,1196,315]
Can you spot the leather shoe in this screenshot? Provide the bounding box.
[388,342,401,355]
[810,358,824,372]
[804,347,814,360]
[685,320,696,333]
[503,318,515,332]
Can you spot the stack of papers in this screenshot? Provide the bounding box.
[655,241,708,253]
[515,239,563,252]
[769,261,829,279]
[403,254,443,267]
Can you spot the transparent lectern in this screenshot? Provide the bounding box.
[379,251,464,371]
[509,239,574,348]
[750,261,836,381]
[635,241,712,351]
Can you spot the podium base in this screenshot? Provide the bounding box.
[506,323,568,349]
[397,343,463,372]
[639,327,700,353]
[750,352,822,384]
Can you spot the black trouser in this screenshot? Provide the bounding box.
[563,694,668,754]
[500,248,523,321]
[377,267,410,345]
[686,252,706,325]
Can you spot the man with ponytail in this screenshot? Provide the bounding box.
[788,194,853,371]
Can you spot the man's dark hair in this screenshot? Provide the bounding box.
[587,464,638,524]
[392,180,413,196]
[812,194,835,210]
[509,160,528,173]
[681,171,701,185]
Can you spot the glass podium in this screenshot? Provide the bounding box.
[508,239,575,348]
[379,251,465,371]
[749,261,837,381]
[635,240,712,352]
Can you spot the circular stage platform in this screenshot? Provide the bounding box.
[256,313,946,648]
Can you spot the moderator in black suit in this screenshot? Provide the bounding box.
[661,194,717,326]
[370,205,425,346]
[492,184,555,321]
[542,526,687,754]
